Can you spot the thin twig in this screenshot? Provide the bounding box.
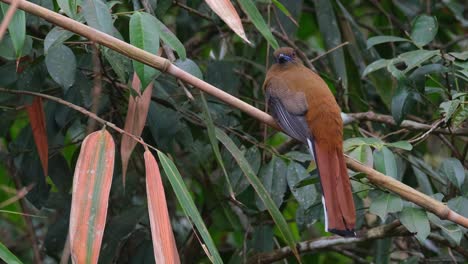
[408,119,444,144]
[310,42,349,63]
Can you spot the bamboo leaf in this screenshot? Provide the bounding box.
[157,151,223,263]
[25,97,48,177]
[0,241,22,264]
[205,0,251,45]
[237,0,278,49]
[69,129,115,263]
[129,12,160,89]
[144,150,180,263]
[0,3,25,58]
[215,128,300,261]
[121,73,153,185]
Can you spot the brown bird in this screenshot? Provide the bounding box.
[263,47,356,236]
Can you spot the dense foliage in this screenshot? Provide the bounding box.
[0,0,467,263]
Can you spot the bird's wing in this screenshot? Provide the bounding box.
[265,78,311,143]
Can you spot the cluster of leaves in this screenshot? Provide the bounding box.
[0,0,467,263]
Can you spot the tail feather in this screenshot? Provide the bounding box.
[310,139,356,236]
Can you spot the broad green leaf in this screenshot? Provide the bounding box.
[411,15,438,47]
[287,161,317,209]
[440,158,465,189]
[0,35,32,60]
[82,0,114,35]
[103,47,131,83]
[399,207,430,243]
[398,49,440,73]
[447,196,468,219]
[153,17,186,60]
[129,12,160,89]
[391,83,411,124]
[411,163,434,195]
[157,151,223,263]
[44,27,74,53]
[439,99,461,123]
[314,0,347,99]
[57,0,77,18]
[45,44,76,91]
[453,106,468,127]
[256,156,288,211]
[215,128,299,260]
[370,193,403,222]
[348,145,373,167]
[343,137,366,151]
[237,0,279,49]
[0,3,25,58]
[0,241,22,264]
[427,213,462,245]
[449,51,468,61]
[373,147,398,178]
[366,35,410,49]
[385,141,413,151]
[362,59,389,77]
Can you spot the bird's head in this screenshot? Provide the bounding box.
[273,47,297,65]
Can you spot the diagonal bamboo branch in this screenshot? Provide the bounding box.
[1,0,467,229]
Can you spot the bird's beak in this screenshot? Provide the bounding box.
[278,53,291,63]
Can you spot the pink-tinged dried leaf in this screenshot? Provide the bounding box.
[69,129,115,264]
[121,73,153,185]
[144,150,180,264]
[25,97,48,177]
[205,0,251,44]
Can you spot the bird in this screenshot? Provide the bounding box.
[263,47,356,236]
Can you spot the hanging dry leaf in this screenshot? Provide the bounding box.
[121,73,153,185]
[205,0,251,44]
[144,150,180,263]
[25,97,48,177]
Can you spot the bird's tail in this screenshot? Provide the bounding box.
[308,139,356,236]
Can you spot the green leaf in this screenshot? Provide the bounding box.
[348,145,373,167]
[440,158,465,189]
[366,35,410,49]
[410,162,434,196]
[45,44,76,91]
[256,156,288,211]
[200,92,234,198]
[153,17,186,60]
[370,193,403,222]
[453,106,468,127]
[215,128,299,259]
[314,0,347,97]
[373,147,398,178]
[398,49,440,73]
[0,35,32,60]
[427,213,462,245]
[57,0,77,18]
[385,141,413,151]
[237,0,279,49]
[439,99,461,123]
[0,3,25,58]
[362,59,389,77]
[287,161,318,209]
[157,151,223,264]
[391,83,411,124]
[129,12,160,89]
[102,47,131,83]
[411,15,438,48]
[399,207,430,243]
[44,26,75,53]
[82,0,114,35]
[0,241,22,264]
